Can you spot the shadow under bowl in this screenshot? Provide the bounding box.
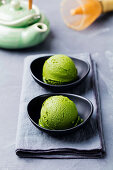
[27,93,93,135]
[30,55,90,90]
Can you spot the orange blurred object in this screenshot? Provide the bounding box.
[70,2,100,15]
[29,0,32,10]
[61,0,113,31]
[71,6,83,15]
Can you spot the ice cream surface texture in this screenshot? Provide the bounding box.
[39,95,83,130]
[42,54,78,85]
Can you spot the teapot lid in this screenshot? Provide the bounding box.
[0,1,41,27]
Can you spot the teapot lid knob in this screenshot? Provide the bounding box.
[11,0,21,10]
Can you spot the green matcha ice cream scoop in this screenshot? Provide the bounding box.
[39,95,83,130]
[42,54,78,85]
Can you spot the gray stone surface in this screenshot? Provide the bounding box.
[0,0,113,169]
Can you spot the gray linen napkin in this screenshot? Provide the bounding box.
[15,53,105,158]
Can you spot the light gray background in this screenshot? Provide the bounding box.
[0,0,113,169]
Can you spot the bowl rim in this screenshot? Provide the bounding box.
[27,93,94,133]
[30,55,90,87]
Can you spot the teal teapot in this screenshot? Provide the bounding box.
[0,0,50,49]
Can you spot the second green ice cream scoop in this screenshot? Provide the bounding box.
[39,95,83,130]
[42,54,78,85]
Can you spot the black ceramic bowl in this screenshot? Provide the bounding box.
[27,93,93,135]
[30,55,90,90]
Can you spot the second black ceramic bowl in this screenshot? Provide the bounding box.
[30,55,90,90]
[27,93,93,135]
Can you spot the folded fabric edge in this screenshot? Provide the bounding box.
[90,55,106,155]
[15,148,105,159]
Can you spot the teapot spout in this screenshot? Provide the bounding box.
[36,23,48,32]
[22,22,49,47]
